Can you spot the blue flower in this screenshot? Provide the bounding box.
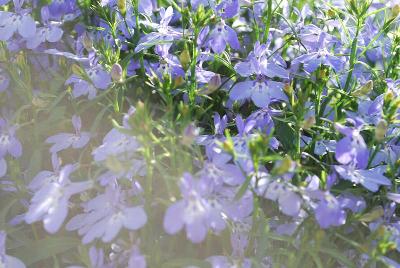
[25,163,92,233]
[230,42,288,107]
[0,0,36,41]
[66,184,147,244]
[45,115,90,153]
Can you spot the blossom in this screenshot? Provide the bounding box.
[230,42,288,107]
[0,0,36,41]
[66,185,147,244]
[135,6,181,53]
[0,118,22,159]
[314,193,346,228]
[206,20,240,54]
[335,122,369,169]
[334,165,391,192]
[45,115,90,153]
[25,163,92,233]
[26,6,63,49]
[293,31,344,73]
[65,64,111,100]
[163,173,227,243]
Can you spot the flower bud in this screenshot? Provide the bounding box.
[283,83,293,95]
[302,116,315,130]
[82,32,93,51]
[375,120,388,142]
[392,4,400,18]
[111,63,123,82]
[118,0,126,17]
[352,80,373,97]
[179,49,191,70]
[202,74,221,95]
[273,155,293,175]
[71,64,84,76]
[384,91,394,103]
[181,123,200,146]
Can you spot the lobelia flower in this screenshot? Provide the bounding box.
[65,64,111,100]
[152,44,185,80]
[26,6,63,49]
[216,0,239,19]
[163,172,227,243]
[0,231,26,268]
[335,122,369,169]
[345,94,383,126]
[314,192,347,228]
[230,42,288,108]
[254,172,302,217]
[0,118,22,159]
[25,163,92,233]
[292,31,344,74]
[135,6,182,53]
[66,184,147,244]
[334,165,391,192]
[45,115,90,153]
[0,0,36,41]
[205,20,240,54]
[106,238,147,268]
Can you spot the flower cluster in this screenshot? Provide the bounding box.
[0,0,400,267]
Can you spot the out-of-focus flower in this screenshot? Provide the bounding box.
[26,6,63,49]
[0,118,22,159]
[25,163,92,233]
[0,0,36,41]
[66,185,147,244]
[45,115,90,153]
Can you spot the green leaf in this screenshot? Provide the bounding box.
[10,236,80,266]
[163,258,212,268]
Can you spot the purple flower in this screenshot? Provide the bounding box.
[25,163,92,233]
[293,31,344,73]
[0,118,22,159]
[163,173,227,243]
[0,0,36,41]
[0,231,26,268]
[256,173,302,217]
[230,42,288,107]
[216,0,239,19]
[335,122,369,169]
[26,6,63,49]
[65,65,111,99]
[45,115,90,153]
[334,165,391,192]
[66,185,147,244]
[206,20,240,54]
[135,6,181,53]
[314,193,346,228]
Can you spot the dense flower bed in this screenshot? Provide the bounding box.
[0,0,400,267]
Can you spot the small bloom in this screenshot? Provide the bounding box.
[45,115,90,153]
[207,21,240,54]
[25,164,92,233]
[0,118,22,159]
[66,185,147,244]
